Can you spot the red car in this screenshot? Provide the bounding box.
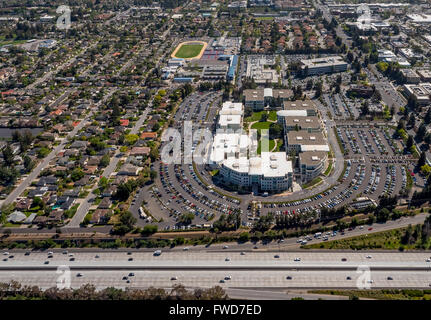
[368,227,373,231]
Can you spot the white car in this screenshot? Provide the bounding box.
[366,255,372,259]
[223,245,229,249]
[183,247,189,251]
[294,258,301,261]
[426,258,431,262]
[2,252,9,256]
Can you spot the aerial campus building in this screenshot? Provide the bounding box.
[300,56,347,76]
[209,101,293,192]
[243,88,292,111]
[209,100,329,192]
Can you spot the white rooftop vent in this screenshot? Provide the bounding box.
[292,103,296,107]
[270,155,277,161]
[270,164,278,169]
[233,163,239,168]
[227,117,232,121]
[294,119,299,122]
[296,136,303,140]
[310,136,316,140]
[312,156,319,161]
[303,103,308,107]
[306,119,311,122]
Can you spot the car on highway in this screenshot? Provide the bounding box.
[346,276,351,280]
[341,258,347,261]
[427,258,431,262]
[219,279,225,283]
[224,276,232,280]
[183,247,189,251]
[225,257,230,261]
[240,252,245,255]
[286,276,292,280]
[274,255,280,259]
[223,245,229,249]
[171,277,178,280]
[294,258,301,261]
[77,273,83,277]
[366,255,372,259]
[3,252,9,256]
[129,273,134,277]
[44,261,49,264]
[387,277,393,280]
[153,250,162,256]
[24,252,30,256]
[122,276,128,280]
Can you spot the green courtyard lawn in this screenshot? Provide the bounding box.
[175,44,204,59]
[268,111,277,121]
[257,139,275,154]
[245,111,278,123]
[251,121,271,130]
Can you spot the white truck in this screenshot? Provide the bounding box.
[139,207,147,219]
[314,232,322,238]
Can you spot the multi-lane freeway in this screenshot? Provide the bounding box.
[1,250,431,292]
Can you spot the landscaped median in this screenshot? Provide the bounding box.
[302,177,323,189]
[192,162,241,202]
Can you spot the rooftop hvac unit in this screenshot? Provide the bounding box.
[270,155,277,161]
[270,164,278,169]
[311,156,319,161]
[310,136,316,140]
[233,163,239,168]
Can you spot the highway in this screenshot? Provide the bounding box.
[1,250,431,291]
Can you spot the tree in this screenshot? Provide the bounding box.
[70,168,84,182]
[179,213,194,225]
[98,176,109,190]
[141,224,158,236]
[99,154,110,167]
[408,113,416,128]
[416,123,427,142]
[418,152,427,168]
[23,155,35,172]
[425,108,431,124]
[150,170,157,181]
[2,145,14,166]
[406,135,414,151]
[112,211,136,235]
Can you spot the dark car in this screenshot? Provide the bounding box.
[286,276,292,280]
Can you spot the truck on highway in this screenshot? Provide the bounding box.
[314,232,322,238]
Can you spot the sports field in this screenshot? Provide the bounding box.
[171,41,207,60]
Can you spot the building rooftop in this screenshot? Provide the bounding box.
[287,131,327,146]
[299,151,328,167]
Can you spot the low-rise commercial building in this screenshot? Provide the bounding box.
[403,83,431,105]
[300,56,347,76]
